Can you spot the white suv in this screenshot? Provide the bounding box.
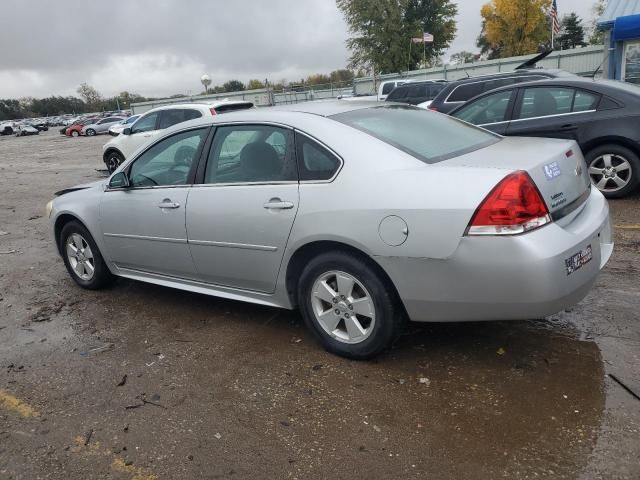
[102,100,254,173]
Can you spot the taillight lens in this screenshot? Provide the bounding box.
[428,106,438,111]
[466,171,550,236]
[209,107,217,115]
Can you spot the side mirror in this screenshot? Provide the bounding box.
[109,171,130,189]
[123,127,132,135]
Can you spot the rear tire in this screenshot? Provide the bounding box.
[71,130,79,137]
[585,144,639,198]
[86,128,96,136]
[60,221,114,290]
[105,151,124,173]
[298,250,403,360]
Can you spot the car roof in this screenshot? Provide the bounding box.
[460,76,640,96]
[268,99,381,117]
[443,69,568,86]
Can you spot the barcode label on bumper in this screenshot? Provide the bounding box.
[565,245,593,275]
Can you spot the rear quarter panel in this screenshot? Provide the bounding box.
[281,115,510,261]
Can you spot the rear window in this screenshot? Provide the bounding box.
[331,105,499,164]
[447,82,484,103]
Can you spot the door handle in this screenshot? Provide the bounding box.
[158,200,180,209]
[263,198,294,210]
[560,124,576,130]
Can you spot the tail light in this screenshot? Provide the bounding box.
[428,106,438,111]
[209,107,217,115]
[466,171,550,236]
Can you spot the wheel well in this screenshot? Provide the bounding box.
[54,214,87,255]
[285,240,403,311]
[103,147,123,163]
[581,136,640,159]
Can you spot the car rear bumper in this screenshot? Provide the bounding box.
[377,188,613,322]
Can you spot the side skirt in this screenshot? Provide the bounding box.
[116,267,291,310]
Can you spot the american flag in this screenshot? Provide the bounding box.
[550,0,561,36]
[412,32,434,44]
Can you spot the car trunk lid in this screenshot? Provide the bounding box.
[442,136,591,220]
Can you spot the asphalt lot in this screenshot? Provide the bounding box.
[0,129,639,479]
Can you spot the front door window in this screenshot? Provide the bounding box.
[128,128,207,187]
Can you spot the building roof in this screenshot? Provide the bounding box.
[598,0,640,27]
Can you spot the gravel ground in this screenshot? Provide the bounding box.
[0,129,638,479]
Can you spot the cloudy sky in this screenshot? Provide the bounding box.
[0,0,600,99]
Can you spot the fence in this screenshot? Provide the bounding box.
[131,45,605,113]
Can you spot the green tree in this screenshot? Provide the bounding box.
[222,80,245,92]
[589,0,606,45]
[336,0,457,74]
[305,73,332,86]
[556,13,586,50]
[247,79,265,90]
[477,0,551,58]
[76,83,102,110]
[329,69,355,84]
[450,51,478,65]
[405,0,457,69]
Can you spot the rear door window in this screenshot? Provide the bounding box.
[516,87,575,119]
[159,109,186,129]
[386,87,408,101]
[407,84,429,103]
[204,125,296,184]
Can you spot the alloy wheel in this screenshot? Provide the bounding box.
[107,155,121,173]
[310,270,376,344]
[65,233,95,281]
[589,154,633,193]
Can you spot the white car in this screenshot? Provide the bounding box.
[108,115,140,136]
[102,100,254,173]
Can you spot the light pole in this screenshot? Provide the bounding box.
[200,74,212,95]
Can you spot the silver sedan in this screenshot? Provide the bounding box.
[47,101,613,359]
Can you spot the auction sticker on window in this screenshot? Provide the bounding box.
[565,245,593,275]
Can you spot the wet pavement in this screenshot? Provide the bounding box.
[0,130,638,479]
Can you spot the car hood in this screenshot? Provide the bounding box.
[55,179,106,197]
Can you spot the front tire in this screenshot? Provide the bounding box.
[71,130,79,137]
[585,144,639,198]
[298,251,403,360]
[60,221,114,289]
[105,151,124,173]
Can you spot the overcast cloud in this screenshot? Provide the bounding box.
[0,0,602,99]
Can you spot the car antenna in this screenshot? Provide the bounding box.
[591,51,609,80]
[463,66,470,78]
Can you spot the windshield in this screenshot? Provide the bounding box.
[331,105,500,164]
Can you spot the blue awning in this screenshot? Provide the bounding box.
[613,14,640,41]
